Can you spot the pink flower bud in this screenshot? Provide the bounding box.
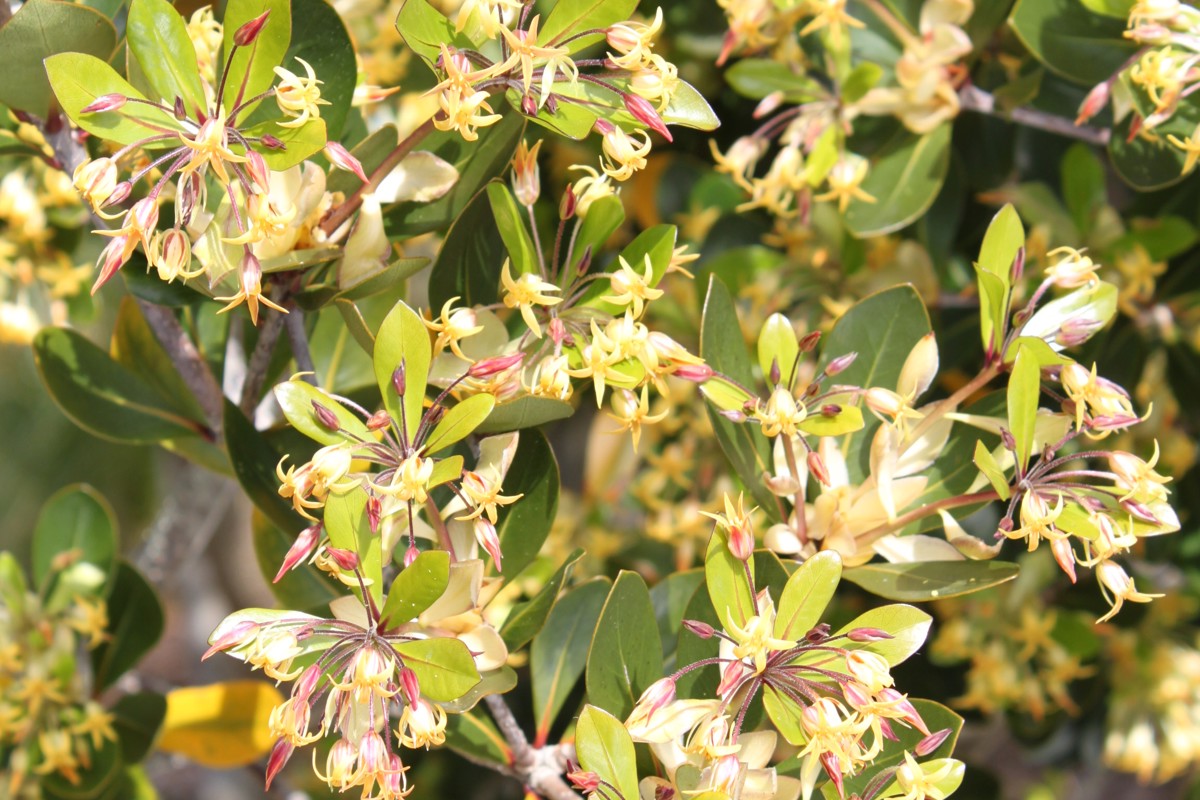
[392,362,407,396]
[719,409,747,423]
[1076,81,1111,126]
[274,524,322,583]
[403,543,420,567]
[560,186,576,220]
[312,401,340,430]
[825,352,858,376]
[846,627,892,642]
[673,363,714,382]
[592,118,616,137]
[805,622,832,643]
[474,518,503,572]
[264,738,294,789]
[367,410,392,430]
[520,93,538,116]
[469,352,524,378]
[202,621,258,660]
[683,619,715,638]
[567,768,601,794]
[325,547,359,571]
[104,181,133,209]
[367,495,381,533]
[878,688,930,735]
[727,523,753,562]
[260,133,285,150]
[1051,536,1077,584]
[400,666,421,706]
[173,96,187,120]
[717,659,747,697]
[799,331,822,352]
[246,151,270,191]
[1011,245,1026,283]
[325,141,369,183]
[820,752,843,799]
[548,317,569,345]
[807,451,831,487]
[635,677,677,722]
[81,93,127,115]
[623,93,672,141]
[234,10,271,46]
[294,663,322,702]
[916,727,953,757]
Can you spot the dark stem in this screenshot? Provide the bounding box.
[137,299,225,437]
[284,305,318,384]
[240,301,288,414]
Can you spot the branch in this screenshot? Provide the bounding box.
[240,307,287,414]
[958,85,1111,147]
[283,305,318,384]
[484,695,581,800]
[136,299,225,437]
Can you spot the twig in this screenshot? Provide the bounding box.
[136,299,225,437]
[958,85,1111,147]
[240,307,287,414]
[484,694,581,800]
[284,305,318,384]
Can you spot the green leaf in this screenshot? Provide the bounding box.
[661,80,721,132]
[650,569,705,664]
[92,562,164,690]
[818,285,931,483]
[585,571,662,720]
[224,400,309,535]
[323,489,382,604]
[572,196,626,265]
[221,0,291,119]
[842,560,1021,601]
[1009,0,1137,85]
[34,327,205,444]
[0,0,117,116]
[429,185,504,310]
[796,405,864,437]
[763,684,807,746]
[112,692,167,764]
[1061,143,1106,236]
[973,440,1011,501]
[774,551,841,641]
[699,275,779,517]
[251,510,341,612]
[287,0,357,138]
[844,123,951,238]
[532,577,609,743]
[493,429,560,579]
[394,0,477,68]
[428,454,465,489]
[577,224,676,312]
[487,182,539,275]
[704,530,756,634]
[274,379,373,447]
[46,52,181,145]
[242,116,327,170]
[444,710,511,766]
[439,665,518,713]
[975,266,1008,356]
[126,0,207,114]
[1007,343,1041,470]
[0,553,28,612]
[393,637,481,703]
[379,550,451,629]
[424,394,496,454]
[674,583,721,700]
[978,204,1024,282]
[724,59,826,102]
[373,300,432,439]
[757,313,799,388]
[830,604,931,666]
[475,395,575,434]
[511,87,598,139]
[539,0,638,50]
[33,484,117,598]
[499,548,584,651]
[576,705,639,800]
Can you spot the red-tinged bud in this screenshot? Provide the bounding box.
[521,93,538,116]
[294,663,322,702]
[1126,113,1143,143]
[325,547,359,571]
[592,118,616,136]
[367,495,381,533]
[567,768,601,794]
[245,151,270,192]
[367,410,392,430]
[424,404,445,428]
[260,134,285,150]
[548,317,568,345]
[820,404,841,416]
[81,93,127,115]
[807,451,832,487]
[234,9,271,46]
[1051,536,1077,583]
[264,738,294,789]
[1011,245,1026,283]
[474,517,503,572]
[1090,413,1141,432]
[753,90,785,119]
[1122,499,1161,524]
[403,543,419,567]
[719,409,746,423]
[400,666,421,706]
[727,524,753,562]
[655,786,676,800]
[392,362,407,396]
[825,352,857,375]
[312,400,340,430]
[1076,81,1111,126]
[996,517,1014,537]
[683,619,716,638]
[325,141,370,183]
[103,181,133,208]
[173,96,187,120]
[717,659,747,697]
[799,330,822,352]
[878,688,929,735]
[769,357,782,386]
[560,186,576,220]
[544,94,558,114]
[576,246,593,276]
[673,363,714,382]
[468,352,524,378]
[623,92,672,141]
[805,622,832,643]
[202,621,258,660]
[634,677,677,721]
[274,524,322,582]
[878,716,898,742]
[846,627,892,642]
[1000,427,1016,451]
[915,727,953,757]
[820,751,844,799]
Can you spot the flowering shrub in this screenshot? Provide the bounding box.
[2,0,1200,798]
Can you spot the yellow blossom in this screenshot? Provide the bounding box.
[274,57,329,128]
[815,156,876,212]
[500,260,561,337]
[602,254,664,318]
[609,386,669,450]
[425,297,484,360]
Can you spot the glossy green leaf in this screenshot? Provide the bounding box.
[126,0,207,114]
[34,327,205,444]
[796,405,865,437]
[700,374,755,413]
[220,0,291,119]
[757,313,799,387]
[661,80,721,131]
[287,0,357,138]
[373,300,432,438]
[844,123,951,237]
[428,454,465,489]
[423,394,496,454]
[444,710,511,766]
[539,0,638,50]
[704,530,755,634]
[975,266,1008,356]
[532,577,609,743]
[111,298,210,432]
[586,571,662,720]
[274,379,373,447]
[0,0,117,116]
[513,87,598,139]
[429,185,504,310]
[1008,343,1041,470]
[674,583,721,700]
[700,275,779,517]
[1061,143,1106,236]
[112,692,167,764]
[379,550,451,629]
[501,549,585,652]
[972,440,1011,501]
[1020,281,1117,350]
[843,560,1021,601]
[576,705,639,800]
[763,684,807,746]
[978,204,1023,283]
[324,490,382,604]
[439,665,518,713]
[724,59,826,102]
[572,196,626,266]
[251,510,341,612]
[242,116,327,170]
[394,0,477,68]
[46,53,182,145]
[393,637,481,702]
[817,285,931,483]
[1010,0,1137,85]
[1002,336,1072,368]
[487,182,539,275]
[774,551,841,641]
[33,484,117,596]
[650,569,706,664]
[224,400,309,535]
[493,429,560,579]
[92,562,164,689]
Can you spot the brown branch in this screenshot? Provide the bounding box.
[283,304,318,384]
[483,694,582,800]
[136,299,225,437]
[240,307,287,414]
[958,85,1111,147]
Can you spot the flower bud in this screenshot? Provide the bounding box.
[367,495,381,533]
[72,158,119,210]
[367,410,392,430]
[392,363,407,396]
[769,357,782,386]
[673,363,714,382]
[915,727,953,757]
[846,627,893,642]
[806,622,832,643]
[234,10,271,46]
[799,330,822,352]
[105,181,133,208]
[325,546,359,571]
[403,543,420,567]
[825,351,857,376]
[1076,81,1111,125]
[274,524,321,583]
[560,186,577,220]
[202,620,259,660]
[264,738,294,789]
[511,139,542,206]
[623,93,672,141]
[683,619,715,638]
[469,352,524,378]
[717,659,747,697]
[1050,536,1077,584]
[753,90,785,119]
[474,517,503,571]
[807,451,831,487]
[567,768,601,794]
[1011,245,1026,283]
[173,96,187,120]
[80,93,127,115]
[149,228,193,282]
[312,401,340,430]
[727,523,753,562]
[325,141,370,183]
[260,134,286,150]
[719,409,747,423]
[400,667,421,706]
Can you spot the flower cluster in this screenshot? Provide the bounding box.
[0,553,117,794]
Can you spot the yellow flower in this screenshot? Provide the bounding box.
[753,387,809,439]
[566,320,622,405]
[602,254,663,318]
[599,126,652,182]
[500,259,561,337]
[377,453,435,504]
[273,57,328,128]
[570,164,617,216]
[815,156,876,213]
[1005,492,1065,552]
[456,470,523,523]
[608,386,669,450]
[799,0,865,43]
[215,253,288,325]
[396,699,448,749]
[178,114,247,186]
[727,611,794,674]
[425,297,484,360]
[68,595,110,649]
[71,703,117,750]
[1045,246,1100,288]
[33,730,80,784]
[1096,561,1163,623]
[434,88,503,142]
[495,16,578,106]
[1167,126,1200,174]
[607,7,664,69]
[71,158,118,213]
